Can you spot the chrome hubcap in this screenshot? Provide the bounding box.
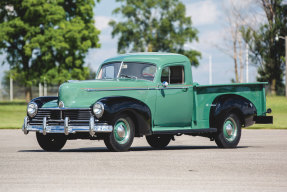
[223,118,238,142]
[113,118,130,144]
[225,124,233,136]
[116,125,126,138]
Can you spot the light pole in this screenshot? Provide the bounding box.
[9,67,13,101]
[246,44,249,83]
[275,34,287,98]
[209,55,212,85]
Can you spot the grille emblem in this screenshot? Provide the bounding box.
[59,101,64,108]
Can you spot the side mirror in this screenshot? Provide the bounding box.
[162,81,168,88]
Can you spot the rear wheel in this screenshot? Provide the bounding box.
[214,113,241,148]
[104,114,135,152]
[36,132,67,151]
[146,135,172,149]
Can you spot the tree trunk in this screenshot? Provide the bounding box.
[233,41,239,83]
[25,86,32,103]
[147,43,153,52]
[271,79,276,96]
[238,38,244,83]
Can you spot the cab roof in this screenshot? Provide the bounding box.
[102,52,190,67]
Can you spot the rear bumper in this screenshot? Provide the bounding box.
[22,116,113,136]
[253,116,273,124]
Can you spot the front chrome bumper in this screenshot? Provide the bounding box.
[22,116,113,136]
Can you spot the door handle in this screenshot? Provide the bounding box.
[182,88,188,92]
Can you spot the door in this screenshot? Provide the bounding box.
[154,65,192,127]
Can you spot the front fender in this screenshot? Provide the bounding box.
[97,96,152,136]
[30,96,58,108]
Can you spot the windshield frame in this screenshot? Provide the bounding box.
[96,61,158,82]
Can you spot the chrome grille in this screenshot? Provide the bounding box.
[30,109,92,125]
[33,110,53,121]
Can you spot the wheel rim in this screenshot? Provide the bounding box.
[113,118,130,144]
[223,118,238,142]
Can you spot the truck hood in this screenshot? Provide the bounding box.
[58,79,153,108]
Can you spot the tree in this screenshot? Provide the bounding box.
[242,0,287,95]
[216,1,260,84]
[109,0,201,66]
[0,0,100,102]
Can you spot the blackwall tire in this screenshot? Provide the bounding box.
[104,114,135,152]
[214,113,241,148]
[36,132,67,151]
[146,135,171,149]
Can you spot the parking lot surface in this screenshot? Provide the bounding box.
[0,129,286,192]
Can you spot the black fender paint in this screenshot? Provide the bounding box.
[96,96,152,136]
[30,96,58,108]
[209,94,257,128]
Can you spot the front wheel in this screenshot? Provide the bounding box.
[146,135,172,149]
[104,114,135,152]
[214,113,241,148]
[36,132,67,151]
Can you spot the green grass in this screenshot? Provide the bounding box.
[250,96,287,129]
[0,101,27,129]
[0,96,286,129]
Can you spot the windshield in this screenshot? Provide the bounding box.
[97,62,156,81]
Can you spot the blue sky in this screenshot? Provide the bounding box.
[0,0,263,85]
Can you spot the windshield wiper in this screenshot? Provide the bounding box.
[120,74,137,79]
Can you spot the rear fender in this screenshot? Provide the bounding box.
[209,94,257,128]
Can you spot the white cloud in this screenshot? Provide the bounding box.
[186,0,221,26]
[85,46,118,72]
[94,16,112,31]
[224,0,255,9]
[185,28,226,55]
[222,0,266,27]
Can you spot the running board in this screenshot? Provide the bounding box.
[153,128,217,135]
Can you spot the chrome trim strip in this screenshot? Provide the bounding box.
[85,88,153,92]
[29,119,97,123]
[84,87,189,92]
[24,123,113,134]
[23,116,29,135]
[38,108,91,111]
[117,61,124,78]
[43,117,47,135]
[157,87,190,90]
[89,116,95,136]
[64,117,69,135]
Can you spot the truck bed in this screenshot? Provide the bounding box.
[192,82,267,129]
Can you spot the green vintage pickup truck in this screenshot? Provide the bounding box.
[23,53,272,152]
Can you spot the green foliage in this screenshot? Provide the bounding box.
[45,66,91,85]
[241,0,287,94]
[0,0,101,99]
[110,0,201,66]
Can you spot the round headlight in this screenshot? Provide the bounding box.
[93,102,104,118]
[27,102,38,117]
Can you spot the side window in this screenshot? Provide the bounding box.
[161,67,170,83]
[103,65,115,79]
[141,65,156,80]
[161,66,184,84]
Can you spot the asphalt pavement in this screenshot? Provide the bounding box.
[0,129,286,192]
